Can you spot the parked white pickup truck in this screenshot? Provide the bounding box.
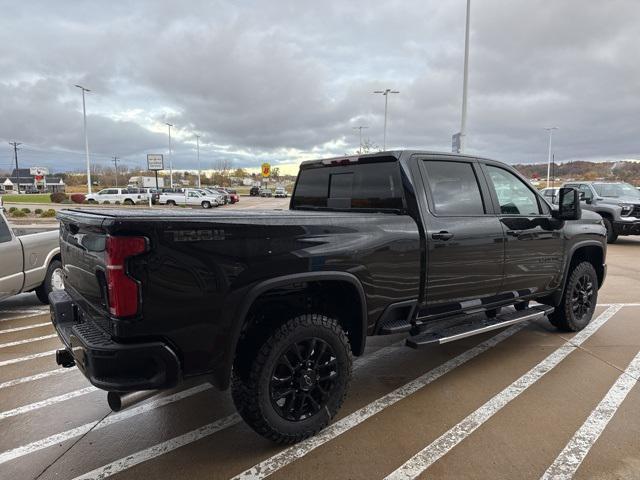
[157,189,222,208]
[85,187,149,205]
[0,209,63,303]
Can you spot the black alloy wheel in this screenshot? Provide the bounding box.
[570,273,595,323]
[270,338,338,422]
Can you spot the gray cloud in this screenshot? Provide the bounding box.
[0,0,639,173]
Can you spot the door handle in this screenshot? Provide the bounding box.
[506,230,522,237]
[432,231,454,241]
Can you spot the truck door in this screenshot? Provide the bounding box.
[419,158,505,314]
[481,163,564,296]
[0,215,24,300]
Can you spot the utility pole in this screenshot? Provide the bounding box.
[195,134,201,188]
[9,141,22,194]
[459,0,471,152]
[112,156,119,187]
[75,84,92,193]
[352,126,369,153]
[166,123,174,188]
[373,89,399,151]
[545,127,558,188]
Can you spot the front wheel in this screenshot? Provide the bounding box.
[548,261,598,332]
[231,314,352,444]
[35,259,64,304]
[201,201,211,209]
[602,217,618,244]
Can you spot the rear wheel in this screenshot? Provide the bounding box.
[602,217,618,244]
[231,314,352,444]
[548,261,598,332]
[123,199,134,205]
[166,200,176,206]
[35,259,64,304]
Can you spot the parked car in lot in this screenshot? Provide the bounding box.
[226,189,239,203]
[274,187,288,198]
[259,187,273,197]
[540,187,559,205]
[51,150,606,444]
[85,187,149,205]
[157,188,221,208]
[1,209,62,303]
[250,186,260,196]
[563,181,640,243]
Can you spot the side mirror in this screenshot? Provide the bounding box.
[553,187,581,221]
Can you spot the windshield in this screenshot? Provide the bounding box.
[592,183,640,199]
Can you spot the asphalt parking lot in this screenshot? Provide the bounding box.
[1,225,639,479]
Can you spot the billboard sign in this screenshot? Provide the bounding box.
[261,163,271,178]
[147,154,164,171]
[29,167,49,176]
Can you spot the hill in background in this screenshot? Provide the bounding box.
[514,160,640,186]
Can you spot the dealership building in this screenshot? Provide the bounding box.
[1,168,65,193]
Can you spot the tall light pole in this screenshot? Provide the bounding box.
[459,0,471,152]
[373,89,399,151]
[352,126,369,153]
[166,123,174,188]
[9,141,21,194]
[545,127,558,188]
[195,134,201,188]
[75,84,92,193]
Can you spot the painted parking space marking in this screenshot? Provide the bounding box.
[0,383,213,465]
[383,304,622,480]
[0,386,97,421]
[0,350,57,367]
[0,368,71,390]
[0,322,51,334]
[540,349,640,480]
[0,333,57,349]
[0,311,50,323]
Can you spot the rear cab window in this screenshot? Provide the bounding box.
[0,214,12,243]
[291,159,404,212]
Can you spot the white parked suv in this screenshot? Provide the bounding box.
[85,188,149,205]
[158,189,221,208]
[274,187,288,198]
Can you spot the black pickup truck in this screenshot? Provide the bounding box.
[50,151,607,443]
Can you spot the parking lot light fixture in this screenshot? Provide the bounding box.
[166,123,174,188]
[352,126,369,154]
[196,134,201,188]
[75,84,92,194]
[545,127,558,188]
[373,89,399,151]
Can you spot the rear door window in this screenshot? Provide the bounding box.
[423,160,485,216]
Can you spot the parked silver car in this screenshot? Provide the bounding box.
[0,209,63,303]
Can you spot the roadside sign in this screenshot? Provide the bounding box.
[147,154,164,171]
[29,167,49,175]
[452,133,461,153]
[261,163,271,178]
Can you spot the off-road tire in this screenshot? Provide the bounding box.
[602,217,618,244]
[548,261,598,332]
[35,259,63,304]
[231,314,352,444]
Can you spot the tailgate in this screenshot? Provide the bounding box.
[58,210,110,313]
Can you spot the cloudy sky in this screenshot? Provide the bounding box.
[1,0,639,175]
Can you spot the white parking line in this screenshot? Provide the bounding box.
[0,368,71,390]
[72,413,242,480]
[384,304,622,480]
[0,383,213,465]
[0,349,57,367]
[232,323,527,480]
[0,322,51,334]
[540,349,640,480]
[0,310,50,323]
[0,333,57,349]
[0,386,97,421]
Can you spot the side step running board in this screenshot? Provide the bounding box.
[406,305,554,349]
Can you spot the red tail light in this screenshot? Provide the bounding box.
[106,236,148,317]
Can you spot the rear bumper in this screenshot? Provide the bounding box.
[49,290,181,392]
[613,218,640,235]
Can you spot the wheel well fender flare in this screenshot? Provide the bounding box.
[219,272,367,390]
[552,240,604,305]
